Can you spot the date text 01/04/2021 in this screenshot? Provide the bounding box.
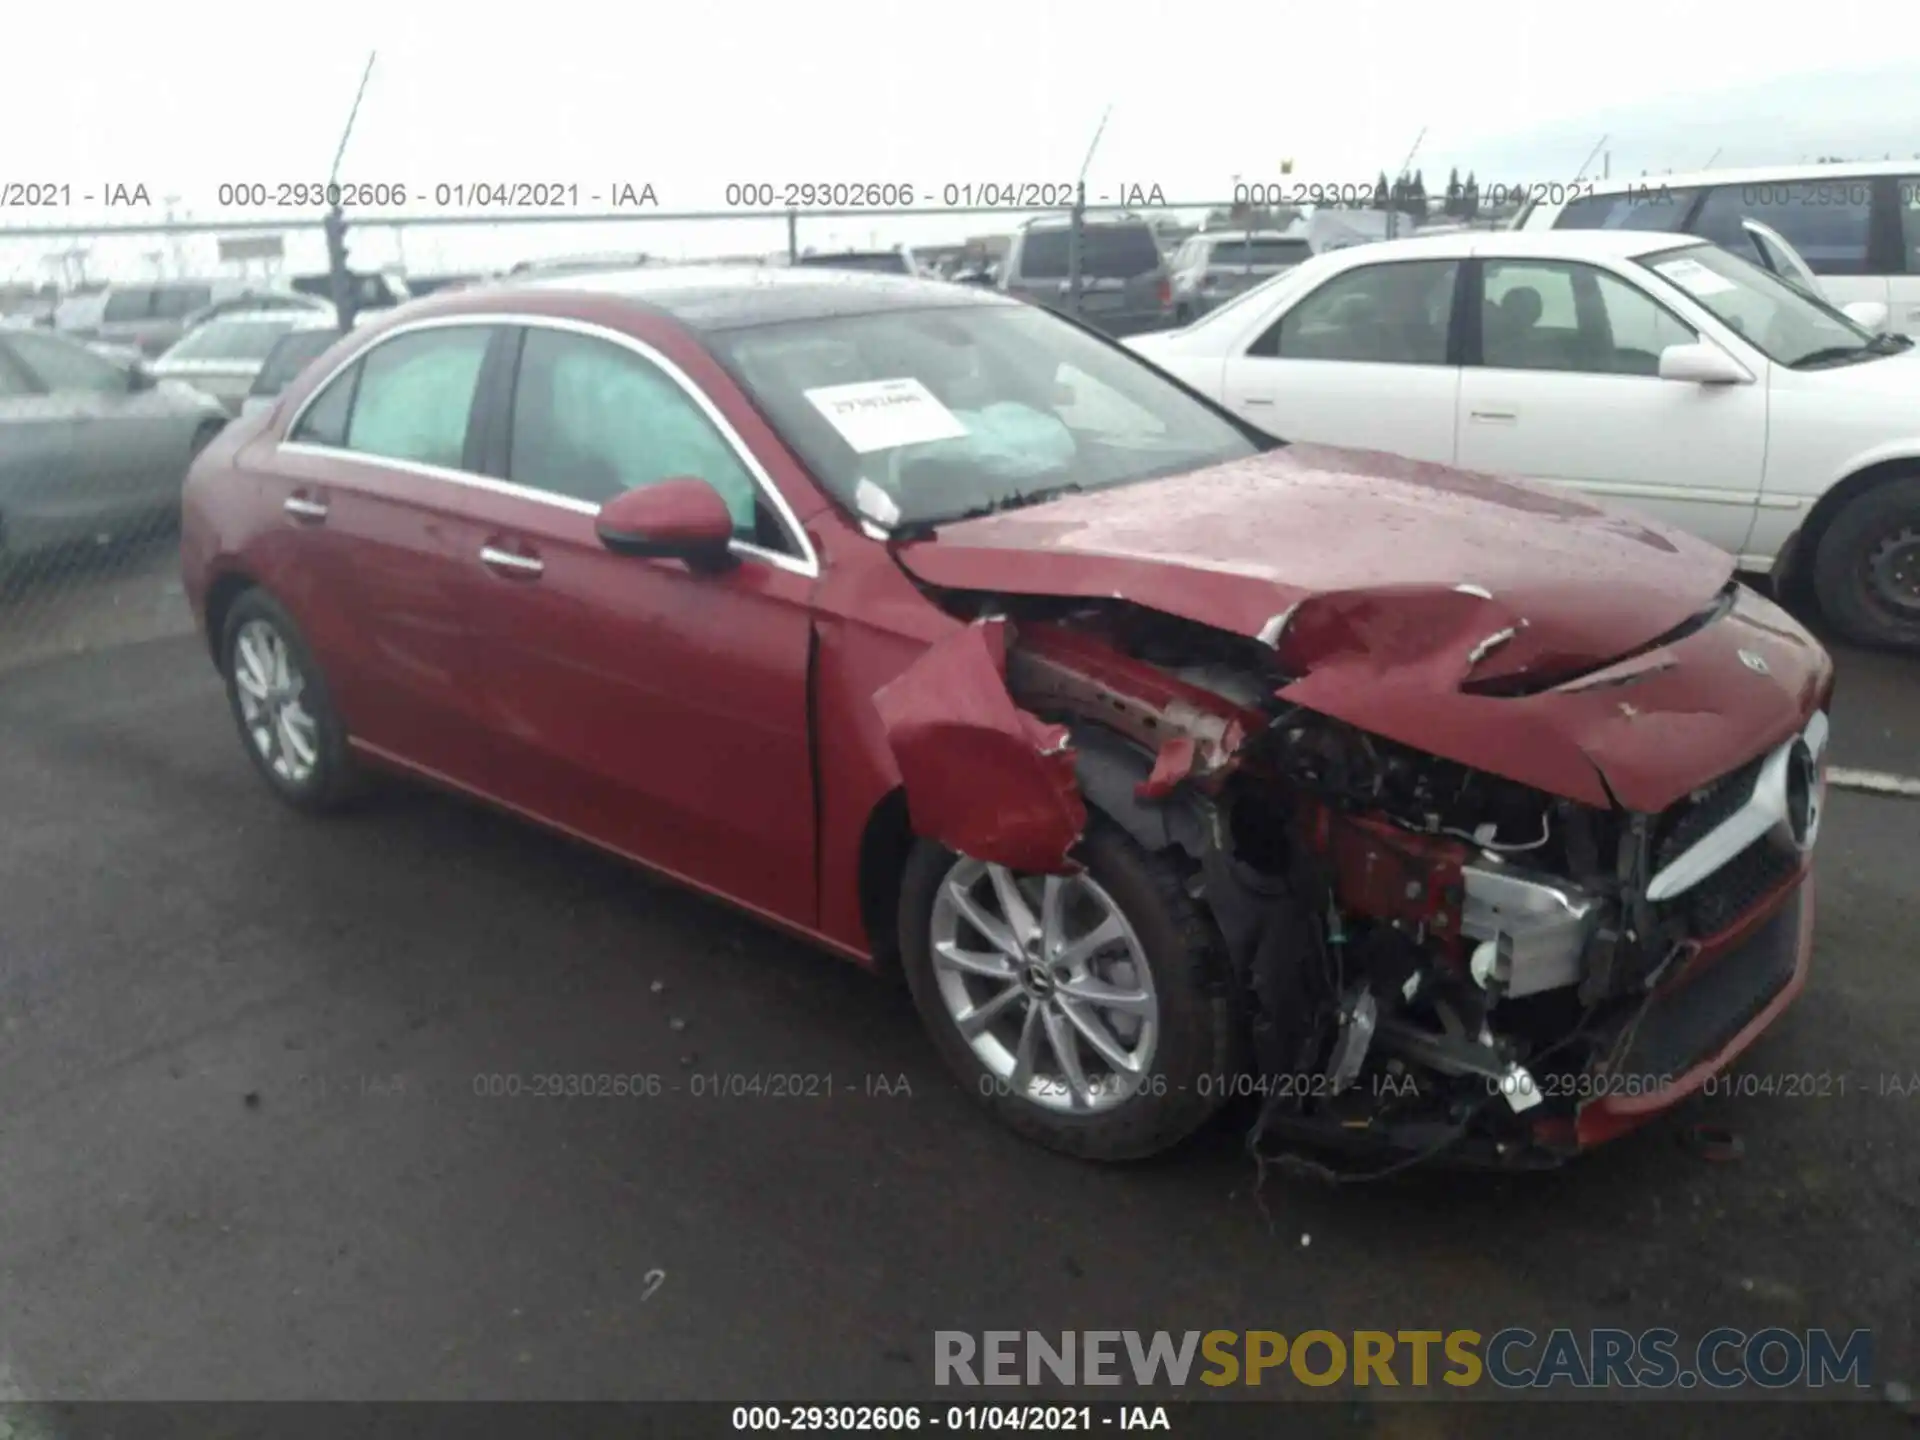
[210,182,660,209]
[730,1405,1170,1432]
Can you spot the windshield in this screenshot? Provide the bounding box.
[711,302,1263,528]
[795,253,911,274]
[101,289,154,323]
[250,329,339,396]
[1018,226,1163,279]
[1641,243,1880,367]
[1204,238,1311,267]
[164,317,309,364]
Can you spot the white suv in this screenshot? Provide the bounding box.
[1517,160,1920,336]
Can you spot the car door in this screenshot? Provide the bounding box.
[454,320,819,924]
[1454,257,1768,557]
[1220,256,1463,460]
[270,321,507,778]
[4,329,196,519]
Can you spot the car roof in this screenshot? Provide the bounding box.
[198,306,338,327]
[504,264,1013,331]
[1564,158,1898,197]
[1312,228,1703,263]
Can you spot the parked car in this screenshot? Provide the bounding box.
[792,248,928,277]
[1168,231,1312,323]
[240,326,348,421]
[290,271,413,315]
[180,289,331,333]
[181,265,1831,1171]
[506,254,653,278]
[1,329,228,569]
[78,280,265,357]
[1516,160,1920,335]
[1128,228,1920,649]
[150,307,342,416]
[997,216,1174,336]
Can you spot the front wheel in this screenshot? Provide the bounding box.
[220,588,361,811]
[1811,476,1920,650]
[898,820,1234,1161]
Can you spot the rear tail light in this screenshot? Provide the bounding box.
[1157,277,1172,308]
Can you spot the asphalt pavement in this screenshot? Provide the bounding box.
[0,545,1916,1437]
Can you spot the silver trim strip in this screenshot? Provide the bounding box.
[480,546,544,574]
[277,311,821,579]
[1645,710,1828,903]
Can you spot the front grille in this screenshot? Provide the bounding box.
[1654,753,1768,867]
[1654,837,1801,938]
[1649,752,1796,940]
[1618,891,1802,1079]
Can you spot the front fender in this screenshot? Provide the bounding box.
[872,618,1087,874]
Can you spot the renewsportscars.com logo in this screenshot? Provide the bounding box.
[933,1328,1875,1392]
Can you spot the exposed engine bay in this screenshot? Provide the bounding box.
[891,595,1826,1177]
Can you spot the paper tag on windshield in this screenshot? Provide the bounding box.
[1659,258,1736,297]
[804,377,969,454]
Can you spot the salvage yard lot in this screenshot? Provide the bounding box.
[0,547,1915,1431]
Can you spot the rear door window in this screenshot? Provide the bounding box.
[1255,259,1459,364]
[1900,176,1920,272]
[1554,187,1702,233]
[102,288,157,322]
[1016,227,1162,279]
[155,285,214,319]
[1692,181,1874,276]
[1206,237,1311,267]
[343,327,495,469]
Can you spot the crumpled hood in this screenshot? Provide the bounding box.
[896,444,1832,811]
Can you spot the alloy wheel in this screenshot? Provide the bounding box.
[232,617,321,786]
[927,857,1160,1114]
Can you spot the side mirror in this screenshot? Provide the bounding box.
[1842,300,1889,333]
[126,362,156,392]
[1657,342,1751,386]
[595,478,739,572]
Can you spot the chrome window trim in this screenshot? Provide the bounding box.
[1645,710,1829,904]
[278,310,821,579]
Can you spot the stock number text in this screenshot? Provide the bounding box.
[218,182,407,208]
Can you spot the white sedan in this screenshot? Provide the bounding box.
[1127,229,1920,650]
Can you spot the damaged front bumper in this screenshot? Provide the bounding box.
[874,605,1832,1173]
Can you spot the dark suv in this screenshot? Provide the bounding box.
[996,218,1173,336]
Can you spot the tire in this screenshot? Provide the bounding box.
[219,588,361,812]
[898,818,1235,1161]
[1811,476,1920,650]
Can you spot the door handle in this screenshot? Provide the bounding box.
[283,493,329,522]
[1239,396,1276,408]
[1469,410,1517,423]
[480,544,544,579]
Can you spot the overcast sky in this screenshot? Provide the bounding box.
[4,1,1918,280]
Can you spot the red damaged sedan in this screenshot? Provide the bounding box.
[180,267,1833,1169]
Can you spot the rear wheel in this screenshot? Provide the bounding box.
[219,588,361,811]
[1811,476,1920,650]
[898,820,1233,1161]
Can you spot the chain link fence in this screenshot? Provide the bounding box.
[0,195,1511,674]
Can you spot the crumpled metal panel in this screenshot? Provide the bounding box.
[872,619,1087,873]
